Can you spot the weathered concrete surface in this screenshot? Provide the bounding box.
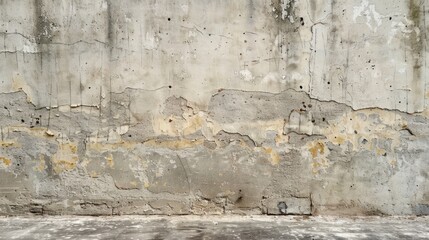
[0,216,428,240]
[0,0,429,216]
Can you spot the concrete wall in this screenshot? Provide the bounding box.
[0,0,428,216]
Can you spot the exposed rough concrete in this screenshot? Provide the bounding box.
[0,0,428,216]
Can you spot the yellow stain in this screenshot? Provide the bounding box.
[0,141,18,148]
[34,154,46,172]
[105,154,114,168]
[275,134,289,146]
[321,109,404,152]
[182,115,204,136]
[89,171,98,178]
[262,147,280,165]
[389,159,397,168]
[0,156,11,166]
[376,148,386,156]
[52,142,79,174]
[54,158,78,172]
[309,142,325,158]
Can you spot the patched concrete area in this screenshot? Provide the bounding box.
[0,216,428,240]
[0,0,429,216]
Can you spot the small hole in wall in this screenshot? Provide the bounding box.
[168,17,171,21]
[327,81,330,85]
[128,134,132,137]
[389,17,392,20]
[168,85,172,89]
[169,119,173,122]
[277,202,287,215]
[299,85,303,89]
[21,119,25,123]
[322,117,325,121]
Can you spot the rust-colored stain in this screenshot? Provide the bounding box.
[309,142,325,158]
[0,156,11,166]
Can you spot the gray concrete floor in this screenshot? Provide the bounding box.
[0,215,428,240]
